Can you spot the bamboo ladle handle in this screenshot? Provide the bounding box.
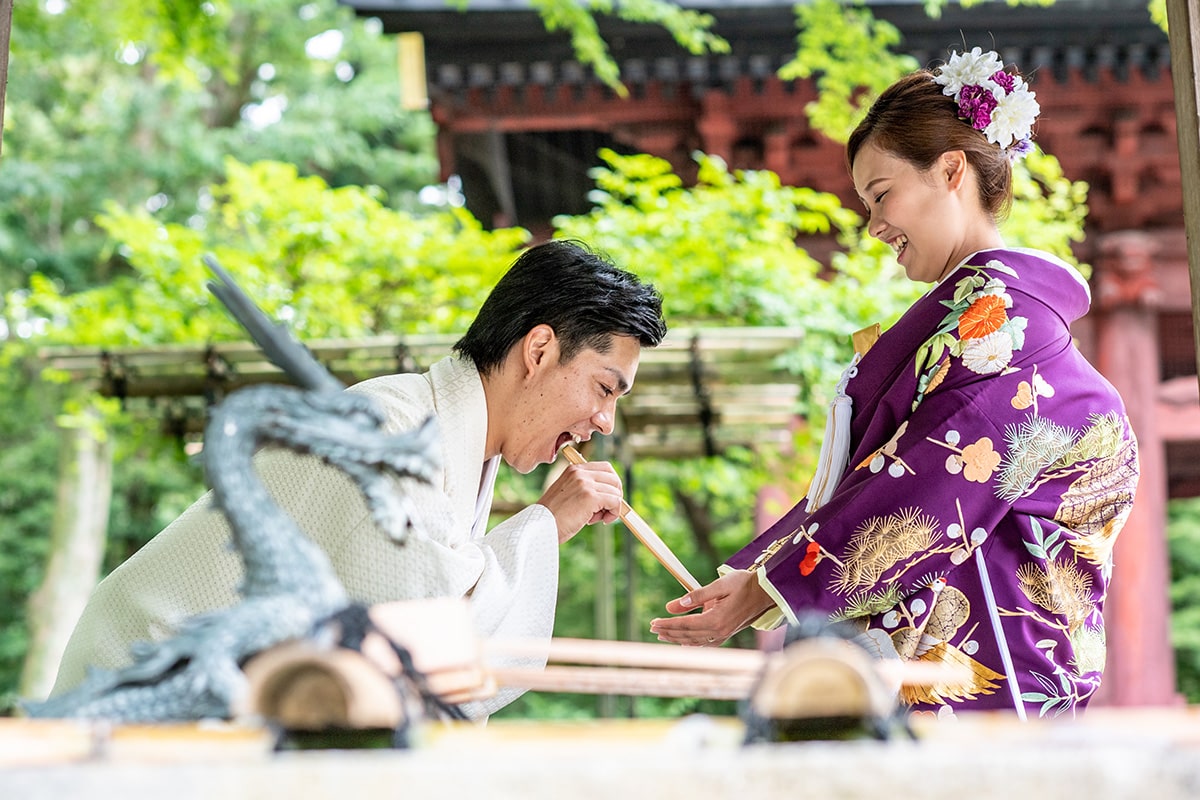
[560,445,702,592]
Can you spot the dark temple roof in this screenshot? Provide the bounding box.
[339,0,1169,89]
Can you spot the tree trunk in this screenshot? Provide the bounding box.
[0,0,12,159]
[19,413,113,700]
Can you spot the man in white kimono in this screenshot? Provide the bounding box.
[49,240,668,717]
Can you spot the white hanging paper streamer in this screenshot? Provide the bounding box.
[804,353,861,513]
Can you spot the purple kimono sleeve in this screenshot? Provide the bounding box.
[738,384,1017,625]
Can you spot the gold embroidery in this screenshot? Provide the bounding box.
[1016,560,1093,632]
[852,322,882,357]
[752,532,794,568]
[832,508,939,594]
[897,640,1005,705]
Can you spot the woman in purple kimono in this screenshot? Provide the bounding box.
[650,48,1139,720]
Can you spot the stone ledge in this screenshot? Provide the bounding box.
[3,709,1199,799]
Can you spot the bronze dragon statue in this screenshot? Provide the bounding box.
[22,255,443,724]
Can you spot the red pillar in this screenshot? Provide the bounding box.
[1090,231,1180,706]
[697,92,737,163]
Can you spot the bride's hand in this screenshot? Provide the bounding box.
[649,570,776,646]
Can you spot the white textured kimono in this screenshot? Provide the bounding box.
[51,356,560,717]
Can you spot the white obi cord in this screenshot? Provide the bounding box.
[804,352,862,513]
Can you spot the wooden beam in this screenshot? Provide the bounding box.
[34,327,806,458]
[1167,0,1200,378]
[0,0,11,160]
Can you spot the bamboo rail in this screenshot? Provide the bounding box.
[486,637,973,700]
[37,327,807,458]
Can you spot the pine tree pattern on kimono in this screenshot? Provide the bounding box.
[723,248,1139,719]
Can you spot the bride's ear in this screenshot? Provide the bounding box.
[942,150,968,191]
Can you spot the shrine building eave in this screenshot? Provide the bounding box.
[340,0,1169,91]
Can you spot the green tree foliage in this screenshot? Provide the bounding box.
[525,0,728,94]
[780,0,920,143]
[1167,497,1200,702]
[921,0,1059,16]
[1149,0,1168,30]
[21,159,526,347]
[0,368,59,711]
[1008,149,1091,268]
[0,0,437,295]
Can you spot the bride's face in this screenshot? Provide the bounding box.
[852,142,983,284]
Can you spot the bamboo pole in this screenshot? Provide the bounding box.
[489,636,763,673]
[492,665,755,700]
[486,637,973,698]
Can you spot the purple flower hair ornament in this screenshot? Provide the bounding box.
[933,47,1040,160]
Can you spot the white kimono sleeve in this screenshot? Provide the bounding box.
[50,446,559,716]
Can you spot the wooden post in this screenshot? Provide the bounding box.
[20,411,114,699]
[1167,0,1200,375]
[0,0,12,159]
[1091,233,1178,707]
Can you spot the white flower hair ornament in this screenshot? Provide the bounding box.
[933,47,1040,161]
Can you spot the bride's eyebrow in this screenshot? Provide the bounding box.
[862,177,887,194]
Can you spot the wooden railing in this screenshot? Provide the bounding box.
[38,326,806,459]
